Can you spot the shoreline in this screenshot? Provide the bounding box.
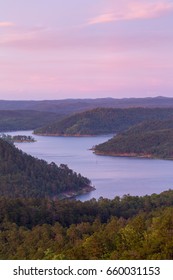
[34,132,100,137]
[93,151,173,160]
[57,185,96,200]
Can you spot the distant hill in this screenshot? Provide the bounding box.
[0,110,61,132]
[34,107,173,136]
[2,97,173,133]
[93,119,173,159]
[1,96,173,114]
[0,138,91,198]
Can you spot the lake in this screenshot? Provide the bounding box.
[7,130,173,201]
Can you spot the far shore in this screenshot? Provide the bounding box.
[34,132,102,137]
[93,151,173,160]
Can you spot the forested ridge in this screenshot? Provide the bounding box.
[1,102,173,260]
[0,110,60,132]
[0,190,173,259]
[0,131,173,259]
[2,106,173,138]
[2,97,173,112]
[34,107,173,136]
[94,119,173,159]
[0,139,90,198]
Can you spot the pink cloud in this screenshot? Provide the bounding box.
[87,0,173,25]
[0,25,50,49]
[87,13,115,25]
[1,23,171,54]
[0,21,15,27]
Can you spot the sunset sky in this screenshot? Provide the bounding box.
[0,0,173,100]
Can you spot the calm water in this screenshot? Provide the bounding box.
[7,130,173,201]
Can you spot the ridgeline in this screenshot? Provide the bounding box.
[34,107,173,136]
[94,119,173,159]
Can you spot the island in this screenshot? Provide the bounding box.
[0,134,36,143]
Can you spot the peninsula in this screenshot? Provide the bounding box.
[93,119,173,160]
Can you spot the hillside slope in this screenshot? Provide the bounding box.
[94,119,173,159]
[0,110,60,132]
[1,190,173,259]
[0,139,91,198]
[34,107,173,136]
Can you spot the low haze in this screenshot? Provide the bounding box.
[0,0,173,100]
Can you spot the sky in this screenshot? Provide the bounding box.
[0,0,173,100]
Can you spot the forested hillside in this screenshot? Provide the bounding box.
[94,119,173,159]
[1,99,173,260]
[34,107,173,136]
[0,190,173,259]
[2,100,173,133]
[1,97,173,113]
[0,135,173,260]
[0,110,60,132]
[0,139,90,198]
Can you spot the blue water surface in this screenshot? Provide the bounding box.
[7,130,173,201]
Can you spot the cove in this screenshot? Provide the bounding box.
[7,130,173,201]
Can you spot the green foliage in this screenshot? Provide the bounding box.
[34,107,173,136]
[0,190,173,259]
[0,139,90,198]
[0,134,35,143]
[0,110,60,132]
[94,119,173,159]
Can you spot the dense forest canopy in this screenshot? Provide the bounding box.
[0,138,90,198]
[1,97,173,112]
[0,190,173,259]
[94,119,173,159]
[1,98,173,260]
[0,110,61,132]
[34,107,173,136]
[2,101,173,134]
